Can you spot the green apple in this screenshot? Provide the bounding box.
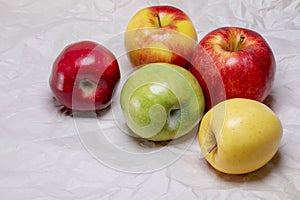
[120,63,205,141]
[198,98,283,174]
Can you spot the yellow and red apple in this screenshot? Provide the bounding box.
[125,6,198,69]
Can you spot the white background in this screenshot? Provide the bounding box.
[1,0,300,199]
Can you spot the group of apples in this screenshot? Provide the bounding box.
[49,6,283,175]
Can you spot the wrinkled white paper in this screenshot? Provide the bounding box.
[1,0,300,199]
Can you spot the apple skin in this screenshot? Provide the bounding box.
[49,41,120,112]
[120,63,205,141]
[198,98,283,175]
[190,26,276,110]
[125,6,198,69]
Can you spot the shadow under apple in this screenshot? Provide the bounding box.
[263,94,276,110]
[125,123,199,151]
[52,96,111,118]
[205,151,281,183]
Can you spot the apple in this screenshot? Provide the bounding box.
[198,98,283,174]
[190,26,276,110]
[49,41,120,111]
[125,5,198,69]
[120,63,205,141]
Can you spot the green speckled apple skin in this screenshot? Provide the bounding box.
[120,63,205,141]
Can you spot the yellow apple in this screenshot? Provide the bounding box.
[198,98,283,174]
[125,6,197,68]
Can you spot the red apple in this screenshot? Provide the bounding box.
[125,5,198,69]
[190,26,276,110]
[49,41,120,112]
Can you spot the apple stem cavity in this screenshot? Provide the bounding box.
[154,13,162,28]
[79,79,97,98]
[168,108,181,130]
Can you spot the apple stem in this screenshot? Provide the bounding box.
[154,13,162,28]
[208,143,217,154]
[235,34,245,51]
